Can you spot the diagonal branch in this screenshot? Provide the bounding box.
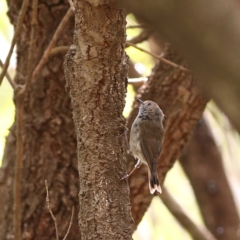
[14,97,24,240]
[126,42,188,71]
[179,117,240,240]
[126,48,208,229]
[63,206,75,240]
[126,29,153,46]
[117,0,240,134]
[0,0,29,85]
[159,187,217,240]
[24,0,38,93]
[13,1,38,239]
[127,24,151,29]
[50,46,70,57]
[45,180,59,240]
[30,8,73,84]
[0,60,16,89]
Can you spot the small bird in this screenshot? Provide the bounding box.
[121,99,164,194]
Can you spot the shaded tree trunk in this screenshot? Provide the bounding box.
[64,1,133,239]
[180,117,240,240]
[126,49,208,228]
[0,1,80,239]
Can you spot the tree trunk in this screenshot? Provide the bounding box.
[127,49,208,228]
[0,1,80,239]
[64,1,133,239]
[180,117,240,240]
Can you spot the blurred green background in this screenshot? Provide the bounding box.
[1,2,240,239]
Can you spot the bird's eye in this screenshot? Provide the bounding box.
[148,103,151,106]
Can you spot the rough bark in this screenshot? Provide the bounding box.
[127,49,208,228]
[180,118,240,240]
[0,1,80,239]
[116,0,240,134]
[64,1,133,240]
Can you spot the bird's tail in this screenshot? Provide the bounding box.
[148,169,162,194]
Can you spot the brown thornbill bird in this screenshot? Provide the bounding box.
[121,99,164,194]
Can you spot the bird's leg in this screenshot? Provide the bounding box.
[120,158,142,180]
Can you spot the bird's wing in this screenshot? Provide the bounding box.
[140,134,162,172]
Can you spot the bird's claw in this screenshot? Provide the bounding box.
[120,174,129,180]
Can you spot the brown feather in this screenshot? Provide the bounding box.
[139,120,163,171]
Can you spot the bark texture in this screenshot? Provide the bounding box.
[64,1,133,239]
[180,118,240,240]
[127,50,208,228]
[0,1,80,239]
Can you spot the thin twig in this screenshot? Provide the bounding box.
[31,8,73,84]
[63,206,75,240]
[127,24,151,29]
[68,0,75,12]
[126,41,189,71]
[50,46,70,57]
[45,180,74,240]
[24,0,38,93]
[128,77,147,87]
[126,29,153,47]
[159,187,217,240]
[128,77,148,83]
[0,0,30,85]
[45,180,59,240]
[14,98,24,240]
[13,1,38,240]
[0,59,16,89]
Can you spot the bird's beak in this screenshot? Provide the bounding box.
[137,98,144,104]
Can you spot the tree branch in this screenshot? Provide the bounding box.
[116,0,240,133]
[0,0,29,85]
[126,48,208,229]
[31,8,73,84]
[45,180,59,240]
[14,96,24,240]
[63,206,75,240]
[24,0,38,93]
[126,42,188,71]
[50,46,70,57]
[159,187,217,240]
[13,1,38,239]
[126,29,153,46]
[180,117,240,240]
[68,0,75,12]
[127,24,151,29]
[0,60,16,89]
